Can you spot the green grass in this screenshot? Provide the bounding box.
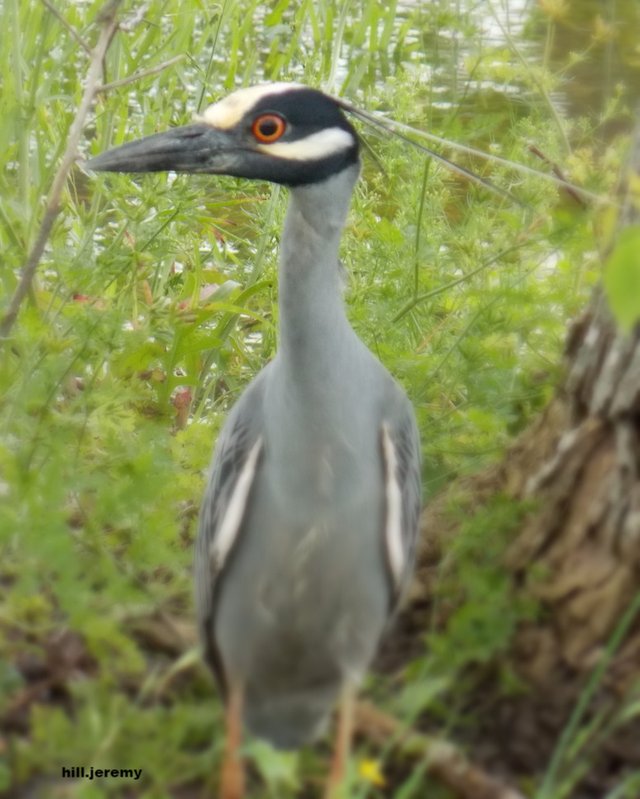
[0,1,636,797]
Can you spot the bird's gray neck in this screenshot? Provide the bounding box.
[277,163,360,377]
[267,163,367,500]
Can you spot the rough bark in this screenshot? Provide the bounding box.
[391,126,640,794]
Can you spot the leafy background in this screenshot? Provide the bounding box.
[1,1,638,797]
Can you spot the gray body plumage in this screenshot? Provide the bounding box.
[86,82,422,754]
[195,165,420,748]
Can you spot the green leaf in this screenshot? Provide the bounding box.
[604,225,640,331]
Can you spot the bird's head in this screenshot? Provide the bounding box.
[86,83,360,186]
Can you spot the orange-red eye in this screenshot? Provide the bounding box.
[251,113,287,143]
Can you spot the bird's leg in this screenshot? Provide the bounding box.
[220,685,245,799]
[324,682,356,799]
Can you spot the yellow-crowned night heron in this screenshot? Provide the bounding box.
[87,83,421,799]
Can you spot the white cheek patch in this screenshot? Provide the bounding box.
[200,83,303,130]
[257,127,354,161]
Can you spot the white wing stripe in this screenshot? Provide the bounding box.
[209,436,263,570]
[381,423,405,588]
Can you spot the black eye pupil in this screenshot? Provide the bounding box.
[260,120,278,136]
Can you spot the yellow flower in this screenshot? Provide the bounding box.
[358,758,386,788]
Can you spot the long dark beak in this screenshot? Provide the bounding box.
[85,124,237,174]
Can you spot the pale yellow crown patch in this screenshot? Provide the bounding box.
[199,82,305,130]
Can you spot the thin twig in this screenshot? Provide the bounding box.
[392,241,529,323]
[0,1,122,341]
[486,0,570,153]
[355,700,527,799]
[96,55,184,93]
[528,144,588,208]
[40,0,91,54]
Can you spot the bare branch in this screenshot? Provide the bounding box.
[0,1,122,341]
[96,55,184,93]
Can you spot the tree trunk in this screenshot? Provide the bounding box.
[393,126,640,795]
